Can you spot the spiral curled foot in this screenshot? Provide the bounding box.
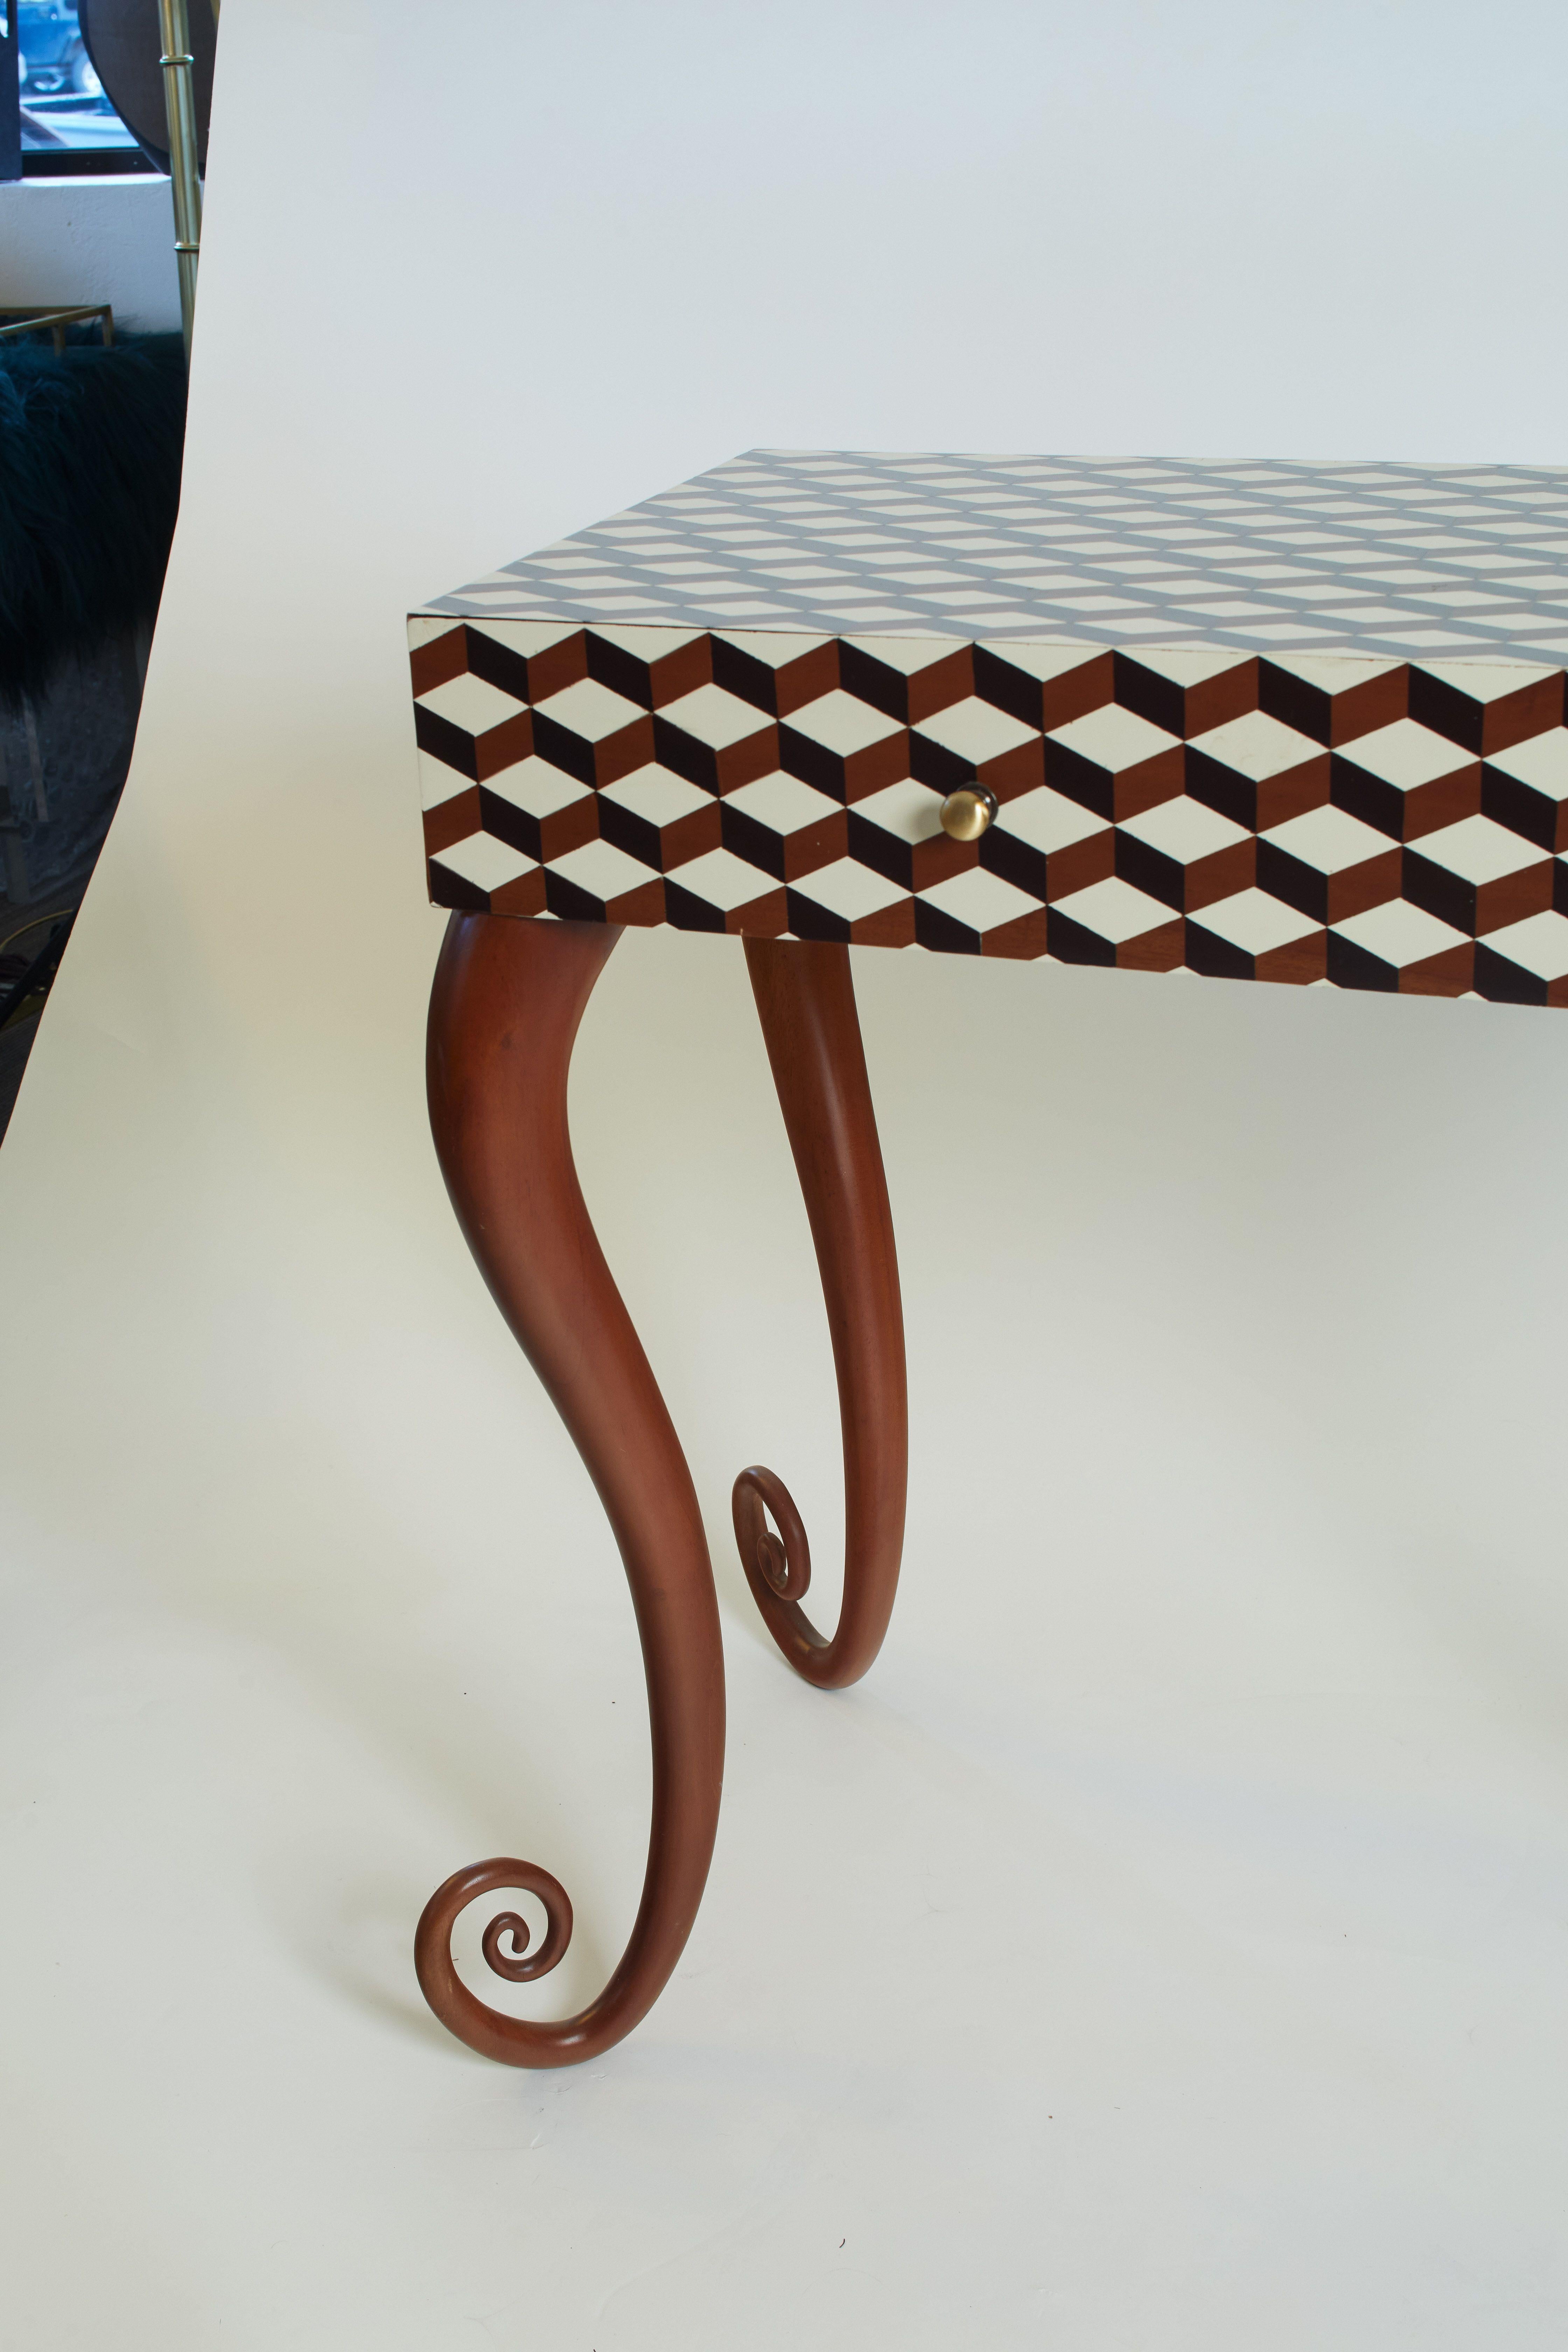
[419,914,725,2068]
[738,940,909,1693]
[734,1464,812,1604]
[417,1859,574,2042]
[415,1858,574,1987]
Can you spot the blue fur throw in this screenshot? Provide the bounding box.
[0,328,186,708]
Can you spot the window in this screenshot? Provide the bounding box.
[15,2,151,173]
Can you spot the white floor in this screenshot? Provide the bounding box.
[7,916,1568,2349]
[4,4,1568,2343]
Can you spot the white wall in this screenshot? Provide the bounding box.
[3,3,1568,2348]
[0,171,181,330]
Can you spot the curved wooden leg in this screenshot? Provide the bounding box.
[734,939,908,1691]
[415,913,725,2067]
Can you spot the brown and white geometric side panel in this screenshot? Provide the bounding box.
[410,615,1568,1008]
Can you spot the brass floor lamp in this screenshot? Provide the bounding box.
[156,0,214,359]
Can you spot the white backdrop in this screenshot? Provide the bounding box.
[4,2,1568,2344]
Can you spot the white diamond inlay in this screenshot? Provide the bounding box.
[1189,710,1323,781]
[914,697,1040,764]
[1196,888,1321,955]
[724,772,841,833]
[790,859,910,922]
[1486,728,1568,796]
[431,834,537,892]
[1049,706,1180,772]
[918,868,1040,930]
[852,780,947,844]
[1119,798,1248,862]
[996,787,1109,854]
[549,839,655,898]
[416,672,526,733]
[786,691,905,756]
[598,765,713,825]
[1409,814,1547,884]
[1480,908,1568,975]
[1052,876,1175,942]
[1334,899,1466,966]
[1337,720,1475,789]
[532,678,646,741]
[659,683,775,749]
[483,756,591,818]
[1261,805,1392,873]
[665,847,780,910]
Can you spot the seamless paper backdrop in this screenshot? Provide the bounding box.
[3,3,1568,2346]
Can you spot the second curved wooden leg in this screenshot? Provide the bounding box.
[734,938,908,1691]
[415,913,725,2067]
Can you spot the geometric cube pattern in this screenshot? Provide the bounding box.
[410,451,1568,1008]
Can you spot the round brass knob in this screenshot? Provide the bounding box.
[939,784,998,842]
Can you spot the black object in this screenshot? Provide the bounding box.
[0,328,186,704]
[22,143,156,175]
[0,910,76,1033]
[77,0,213,175]
[1,5,21,182]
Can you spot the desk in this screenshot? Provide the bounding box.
[406,449,1568,2067]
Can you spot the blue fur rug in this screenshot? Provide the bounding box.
[0,327,186,707]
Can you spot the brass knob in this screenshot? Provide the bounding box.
[939,785,998,842]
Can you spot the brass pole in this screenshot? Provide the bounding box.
[156,0,202,363]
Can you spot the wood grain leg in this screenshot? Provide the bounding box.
[415,913,725,2067]
[734,939,908,1690]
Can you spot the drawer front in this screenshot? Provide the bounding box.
[411,616,1568,1010]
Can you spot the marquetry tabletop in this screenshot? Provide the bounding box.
[410,448,1568,1008]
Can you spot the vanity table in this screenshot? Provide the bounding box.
[407,448,1568,2067]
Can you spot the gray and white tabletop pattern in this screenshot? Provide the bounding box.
[409,453,1568,1007]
